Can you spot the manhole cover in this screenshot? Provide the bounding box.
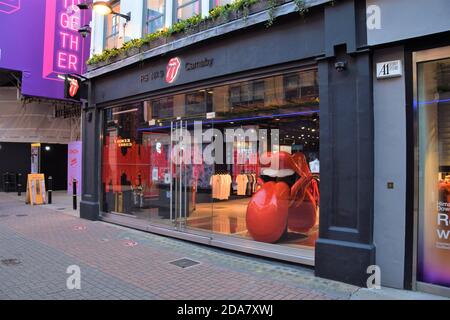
[57,208,66,211]
[0,214,9,218]
[16,214,28,217]
[170,258,200,269]
[1,259,21,266]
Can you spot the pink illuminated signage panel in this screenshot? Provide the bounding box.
[0,1,91,100]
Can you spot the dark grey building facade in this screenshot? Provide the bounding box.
[81,0,450,296]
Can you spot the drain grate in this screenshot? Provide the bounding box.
[57,208,66,211]
[170,258,200,269]
[1,259,21,266]
[16,214,28,217]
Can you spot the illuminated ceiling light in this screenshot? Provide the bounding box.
[92,1,113,15]
[92,1,131,21]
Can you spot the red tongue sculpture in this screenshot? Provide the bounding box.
[246,151,318,243]
[246,181,290,243]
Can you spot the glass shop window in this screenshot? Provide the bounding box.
[104,1,123,49]
[176,0,200,22]
[145,0,165,34]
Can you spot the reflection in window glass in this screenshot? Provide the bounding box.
[177,1,200,21]
[146,0,165,34]
[212,0,233,7]
[105,1,122,49]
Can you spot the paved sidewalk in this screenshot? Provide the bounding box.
[0,193,446,300]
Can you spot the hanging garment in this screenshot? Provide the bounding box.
[236,174,249,196]
[251,174,257,193]
[219,174,232,200]
[246,174,254,196]
[210,174,221,199]
[210,174,233,200]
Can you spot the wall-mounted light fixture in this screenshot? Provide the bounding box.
[77,1,131,22]
[78,24,92,38]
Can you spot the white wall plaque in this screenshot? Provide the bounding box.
[376,60,403,79]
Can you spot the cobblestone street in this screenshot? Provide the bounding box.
[0,193,444,300]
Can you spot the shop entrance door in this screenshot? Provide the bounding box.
[170,118,215,236]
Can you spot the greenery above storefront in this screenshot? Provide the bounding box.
[87,0,308,69]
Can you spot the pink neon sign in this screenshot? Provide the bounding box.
[0,0,20,14]
[43,0,90,81]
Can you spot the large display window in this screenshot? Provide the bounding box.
[415,47,450,292]
[101,68,320,252]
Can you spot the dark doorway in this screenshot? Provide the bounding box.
[41,144,68,191]
[0,142,30,192]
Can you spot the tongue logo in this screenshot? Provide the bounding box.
[166,57,181,84]
[69,78,79,97]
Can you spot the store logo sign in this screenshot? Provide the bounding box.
[166,57,181,84]
[69,78,79,97]
[64,75,82,100]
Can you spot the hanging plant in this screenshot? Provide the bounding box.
[265,0,279,28]
[293,0,308,15]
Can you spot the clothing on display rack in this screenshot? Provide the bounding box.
[210,172,232,200]
[236,174,248,196]
[236,173,257,196]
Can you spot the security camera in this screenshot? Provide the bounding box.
[335,61,347,72]
[78,25,91,38]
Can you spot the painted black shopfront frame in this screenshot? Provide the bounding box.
[81,0,375,287]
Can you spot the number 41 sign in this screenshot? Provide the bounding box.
[376,60,403,79]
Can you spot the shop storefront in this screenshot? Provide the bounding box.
[369,0,450,296]
[82,0,375,287]
[101,68,320,263]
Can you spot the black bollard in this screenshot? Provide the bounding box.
[4,172,9,193]
[17,173,22,196]
[48,176,53,204]
[73,179,77,210]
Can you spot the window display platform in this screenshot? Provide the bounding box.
[187,198,318,249]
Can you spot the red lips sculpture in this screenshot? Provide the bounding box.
[246,151,319,243]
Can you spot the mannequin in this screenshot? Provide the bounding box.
[309,155,320,174]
